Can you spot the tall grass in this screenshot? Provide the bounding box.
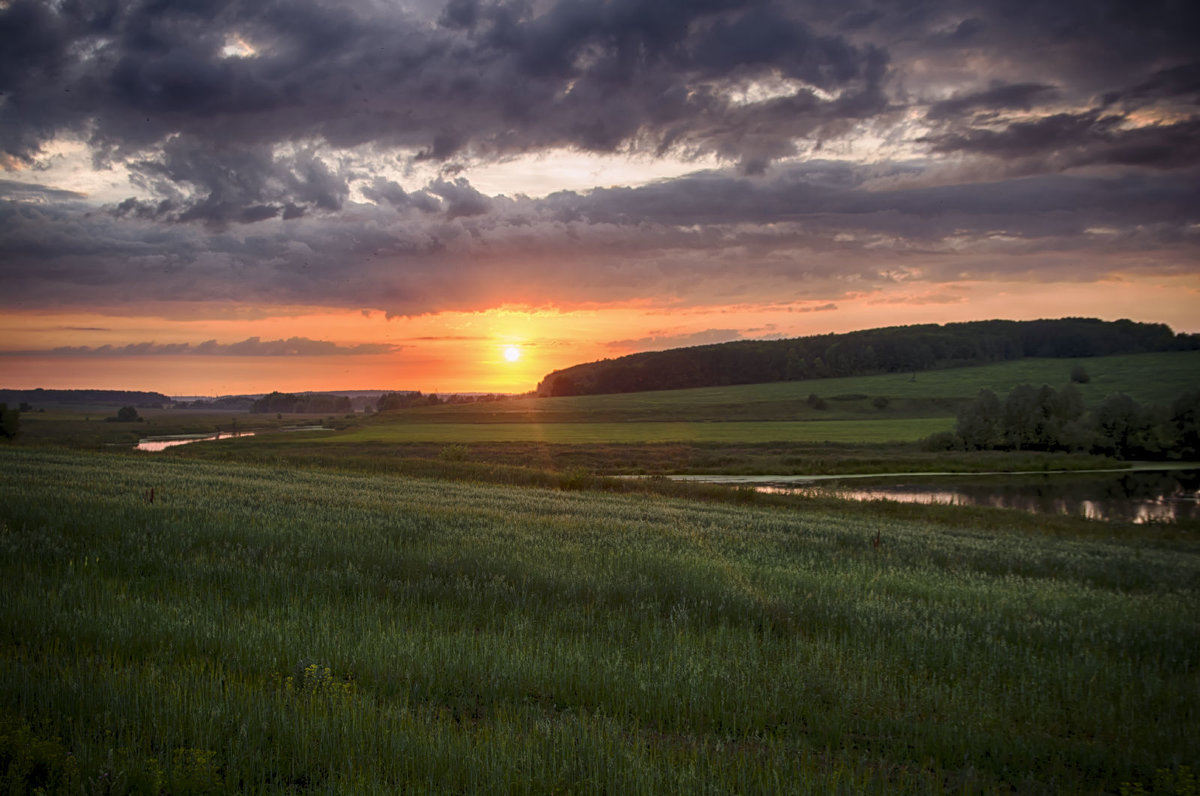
[1,447,1197,793]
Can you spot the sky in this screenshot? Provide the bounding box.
[1,0,1198,396]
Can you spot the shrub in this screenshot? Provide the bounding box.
[0,403,18,440]
[0,714,81,792]
[921,430,964,451]
[559,467,592,490]
[1070,365,1091,384]
[440,444,469,462]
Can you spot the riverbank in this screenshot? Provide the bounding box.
[654,465,1200,524]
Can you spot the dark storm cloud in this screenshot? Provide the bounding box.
[921,114,1200,169]
[542,163,1200,233]
[360,178,443,215]
[854,0,1200,88]
[1104,61,1200,108]
[925,83,1057,120]
[0,0,1197,317]
[4,159,1196,316]
[3,0,1194,170]
[0,0,886,184]
[0,179,86,202]
[427,178,492,219]
[111,136,350,227]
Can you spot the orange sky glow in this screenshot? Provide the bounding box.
[4,275,1196,396]
[2,1,1197,397]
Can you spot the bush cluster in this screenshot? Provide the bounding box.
[927,385,1200,459]
[0,403,18,439]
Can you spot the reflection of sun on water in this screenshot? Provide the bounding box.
[504,346,521,362]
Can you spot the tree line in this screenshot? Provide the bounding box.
[930,386,1200,460]
[537,318,1199,397]
[249,392,352,414]
[376,391,442,411]
[375,392,510,411]
[0,388,171,408]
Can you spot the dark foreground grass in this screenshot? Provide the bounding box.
[2,447,1198,793]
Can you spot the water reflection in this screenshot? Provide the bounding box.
[136,431,255,452]
[754,469,1200,524]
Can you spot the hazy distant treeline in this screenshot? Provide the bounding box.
[249,391,352,414]
[537,318,1199,397]
[375,392,510,411]
[176,395,256,410]
[0,388,172,408]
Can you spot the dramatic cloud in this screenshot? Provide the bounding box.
[0,0,1196,365]
[920,114,1200,170]
[606,328,744,351]
[0,179,86,202]
[2,158,1197,316]
[0,0,887,178]
[924,83,1058,120]
[7,337,400,357]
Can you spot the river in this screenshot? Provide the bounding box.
[135,431,256,451]
[667,466,1200,524]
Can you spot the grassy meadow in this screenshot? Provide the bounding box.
[2,446,1199,793]
[392,351,1200,425]
[142,351,1191,477]
[3,351,1199,792]
[320,418,952,444]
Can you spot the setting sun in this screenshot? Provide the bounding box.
[503,346,522,362]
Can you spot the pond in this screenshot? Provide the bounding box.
[136,431,255,452]
[668,466,1200,524]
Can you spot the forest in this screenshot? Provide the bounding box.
[536,318,1200,397]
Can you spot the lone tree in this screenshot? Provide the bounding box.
[116,405,141,422]
[1069,365,1091,384]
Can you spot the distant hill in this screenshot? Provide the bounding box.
[536,318,1200,397]
[0,388,172,408]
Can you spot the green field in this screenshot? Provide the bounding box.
[3,351,1197,791]
[323,418,953,444]
[395,351,1200,425]
[183,350,1191,471]
[2,447,1198,793]
[11,352,1197,456]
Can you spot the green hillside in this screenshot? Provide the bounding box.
[14,350,1192,475]
[393,351,1200,426]
[536,318,1198,397]
[227,350,1198,455]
